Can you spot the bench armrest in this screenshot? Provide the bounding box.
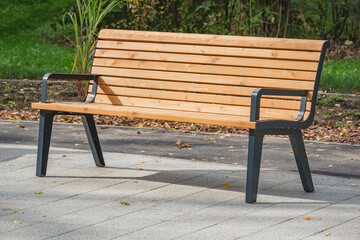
[250,88,308,122]
[41,73,100,103]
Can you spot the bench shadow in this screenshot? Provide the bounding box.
[46,166,337,204]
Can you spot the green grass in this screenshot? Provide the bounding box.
[0,34,74,79]
[0,0,75,79]
[0,0,359,93]
[321,58,360,94]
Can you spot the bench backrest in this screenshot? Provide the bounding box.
[90,29,328,123]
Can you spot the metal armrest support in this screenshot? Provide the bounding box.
[41,73,100,103]
[250,88,309,122]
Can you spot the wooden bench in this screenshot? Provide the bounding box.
[32,29,329,203]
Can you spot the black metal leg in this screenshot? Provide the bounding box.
[81,114,105,167]
[246,129,264,203]
[289,130,314,192]
[36,110,54,177]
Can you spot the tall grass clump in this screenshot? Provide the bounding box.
[64,0,121,74]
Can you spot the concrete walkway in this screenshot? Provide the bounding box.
[1,143,359,240]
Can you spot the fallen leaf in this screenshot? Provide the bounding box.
[232,163,238,165]
[325,233,331,237]
[17,211,24,214]
[251,202,256,205]
[10,211,16,214]
[133,180,138,183]
[304,217,311,220]
[160,198,165,200]
[14,220,22,224]
[16,124,24,128]
[41,215,47,217]
[229,149,235,152]
[138,161,145,163]
[34,191,43,194]
[136,168,143,171]
[99,126,108,129]
[140,150,146,153]
[223,184,230,188]
[62,155,66,157]
[203,138,210,141]
[352,184,357,187]
[232,170,237,172]
[191,158,196,161]
[6,162,11,166]
[137,131,141,134]
[154,160,161,162]
[176,140,192,149]
[119,201,130,205]
[164,122,171,130]
[44,181,56,183]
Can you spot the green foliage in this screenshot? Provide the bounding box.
[64,0,122,73]
[102,0,360,45]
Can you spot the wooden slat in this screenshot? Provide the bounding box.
[94,49,319,71]
[99,29,326,52]
[92,77,313,101]
[96,40,321,61]
[92,58,316,81]
[31,102,257,128]
[92,95,301,120]
[91,69,315,91]
[89,85,311,111]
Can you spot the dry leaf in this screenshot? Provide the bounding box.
[160,198,165,200]
[191,158,196,161]
[17,211,24,214]
[154,160,161,162]
[133,181,138,183]
[304,217,311,220]
[136,168,143,171]
[99,126,108,129]
[229,149,235,152]
[176,140,192,149]
[14,220,22,224]
[44,181,56,183]
[10,211,16,214]
[203,138,210,141]
[164,122,171,130]
[16,124,24,128]
[325,233,331,237]
[137,131,141,134]
[140,150,146,153]
[352,184,357,187]
[41,215,47,217]
[251,202,256,204]
[34,191,43,194]
[138,161,145,163]
[223,184,230,188]
[62,155,66,157]
[232,163,238,165]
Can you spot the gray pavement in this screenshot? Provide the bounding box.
[0,120,360,239]
[0,120,359,177]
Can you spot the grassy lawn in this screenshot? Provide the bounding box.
[0,0,359,94]
[321,58,360,94]
[0,34,73,79]
[0,0,74,79]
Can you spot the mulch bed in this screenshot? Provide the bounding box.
[1,107,359,145]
